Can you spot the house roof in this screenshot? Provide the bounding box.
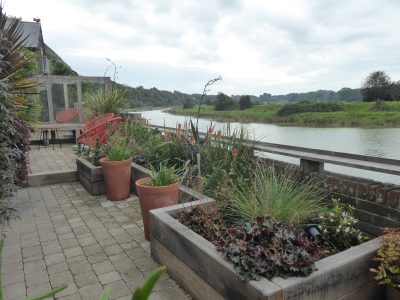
[5,20,43,49]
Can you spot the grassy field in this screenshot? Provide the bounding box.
[169,101,400,127]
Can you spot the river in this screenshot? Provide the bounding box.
[139,109,400,185]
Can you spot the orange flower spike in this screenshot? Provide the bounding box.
[177,123,182,136]
[190,136,195,145]
[216,130,221,143]
[231,148,238,157]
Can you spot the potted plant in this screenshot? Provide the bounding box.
[136,163,184,240]
[370,228,400,300]
[100,135,132,201]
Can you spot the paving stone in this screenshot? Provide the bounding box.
[45,253,65,266]
[135,257,159,271]
[87,253,108,264]
[69,260,92,275]
[120,241,138,250]
[77,235,97,247]
[4,282,26,299]
[92,260,115,275]
[24,259,46,274]
[2,269,24,286]
[22,245,42,258]
[101,201,115,208]
[26,282,52,297]
[155,280,189,300]
[74,270,99,288]
[56,282,78,298]
[64,246,84,258]
[58,232,75,240]
[82,244,102,256]
[60,238,79,249]
[58,292,81,300]
[108,280,131,300]
[25,270,49,287]
[49,270,74,286]
[47,261,69,274]
[98,238,117,247]
[67,255,86,263]
[23,253,44,263]
[120,267,143,282]
[79,283,104,299]
[42,243,63,255]
[98,271,121,285]
[104,244,123,256]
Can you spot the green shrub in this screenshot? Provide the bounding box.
[223,165,325,226]
[318,199,366,251]
[103,135,132,161]
[370,228,400,289]
[277,101,344,116]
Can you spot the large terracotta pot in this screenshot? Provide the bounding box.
[100,157,132,201]
[135,177,179,240]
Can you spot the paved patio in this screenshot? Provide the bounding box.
[29,144,77,174]
[1,145,189,299]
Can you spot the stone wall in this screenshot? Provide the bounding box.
[263,158,400,236]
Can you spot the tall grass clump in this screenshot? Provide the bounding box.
[223,164,325,226]
[84,88,127,116]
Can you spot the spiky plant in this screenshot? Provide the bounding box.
[223,164,325,227]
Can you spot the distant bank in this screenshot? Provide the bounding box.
[168,101,400,127]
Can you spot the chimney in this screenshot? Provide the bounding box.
[33,17,40,23]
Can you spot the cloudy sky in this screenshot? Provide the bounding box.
[7,0,400,95]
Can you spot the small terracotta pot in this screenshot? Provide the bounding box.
[100,157,132,201]
[135,177,180,240]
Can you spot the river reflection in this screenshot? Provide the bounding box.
[138,110,400,184]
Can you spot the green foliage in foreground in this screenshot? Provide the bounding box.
[148,163,181,186]
[170,101,400,127]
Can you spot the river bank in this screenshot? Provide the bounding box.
[168,101,400,127]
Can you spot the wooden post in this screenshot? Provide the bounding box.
[77,81,83,123]
[46,82,54,123]
[63,83,69,109]
[300,158,324,173]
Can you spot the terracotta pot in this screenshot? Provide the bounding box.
[135,177,180,240]
[100,157,132,201]
[387,285,400,300]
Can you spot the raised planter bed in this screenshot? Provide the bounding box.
[150,187,384,300]
[76,157,105,196]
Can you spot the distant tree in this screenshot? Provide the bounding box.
[259,93,272,102]
[361,71,394,102]
[214,93,235,111]
[182,97,194,109]
[337,87,362,102]
[239,95,253,110]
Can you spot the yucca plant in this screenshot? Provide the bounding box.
[223,164,325,226]
[147,163,184,186]
[83,88,127,116]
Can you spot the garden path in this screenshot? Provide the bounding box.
[1,183,189,299]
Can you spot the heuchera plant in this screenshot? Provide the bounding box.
[217,216,325,281]
[370,228,400,290]
[318,199,366,251]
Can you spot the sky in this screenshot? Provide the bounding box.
[7,0,400,95]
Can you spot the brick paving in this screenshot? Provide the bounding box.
[1,183,189,299]
[29,144,77,174]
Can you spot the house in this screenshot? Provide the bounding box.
[6,18,49,74]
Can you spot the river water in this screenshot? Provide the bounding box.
[139,109,400,185]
